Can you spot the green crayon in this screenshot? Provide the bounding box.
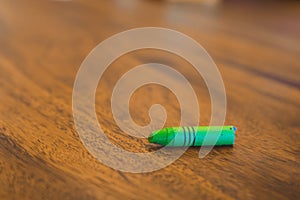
[148,126,236,146]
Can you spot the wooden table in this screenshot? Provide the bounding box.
[0,0,299,199]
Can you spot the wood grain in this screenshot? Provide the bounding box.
[0,0,299,199]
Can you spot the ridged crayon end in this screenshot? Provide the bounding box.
[229,126,237,132]
[233,126,237,131]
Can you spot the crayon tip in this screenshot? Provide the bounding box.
[148,132,155,143]
[148,129,166,144]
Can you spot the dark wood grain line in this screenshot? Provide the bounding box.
[220,57,300,89]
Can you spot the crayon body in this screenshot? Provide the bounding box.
[148,126,236,146]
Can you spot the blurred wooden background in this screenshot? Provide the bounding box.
[0,0,299,199]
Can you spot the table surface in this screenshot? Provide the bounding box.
[0,0,299,199]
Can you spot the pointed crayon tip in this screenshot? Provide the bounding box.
[148,132,155,143]
[148,129,166,144]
